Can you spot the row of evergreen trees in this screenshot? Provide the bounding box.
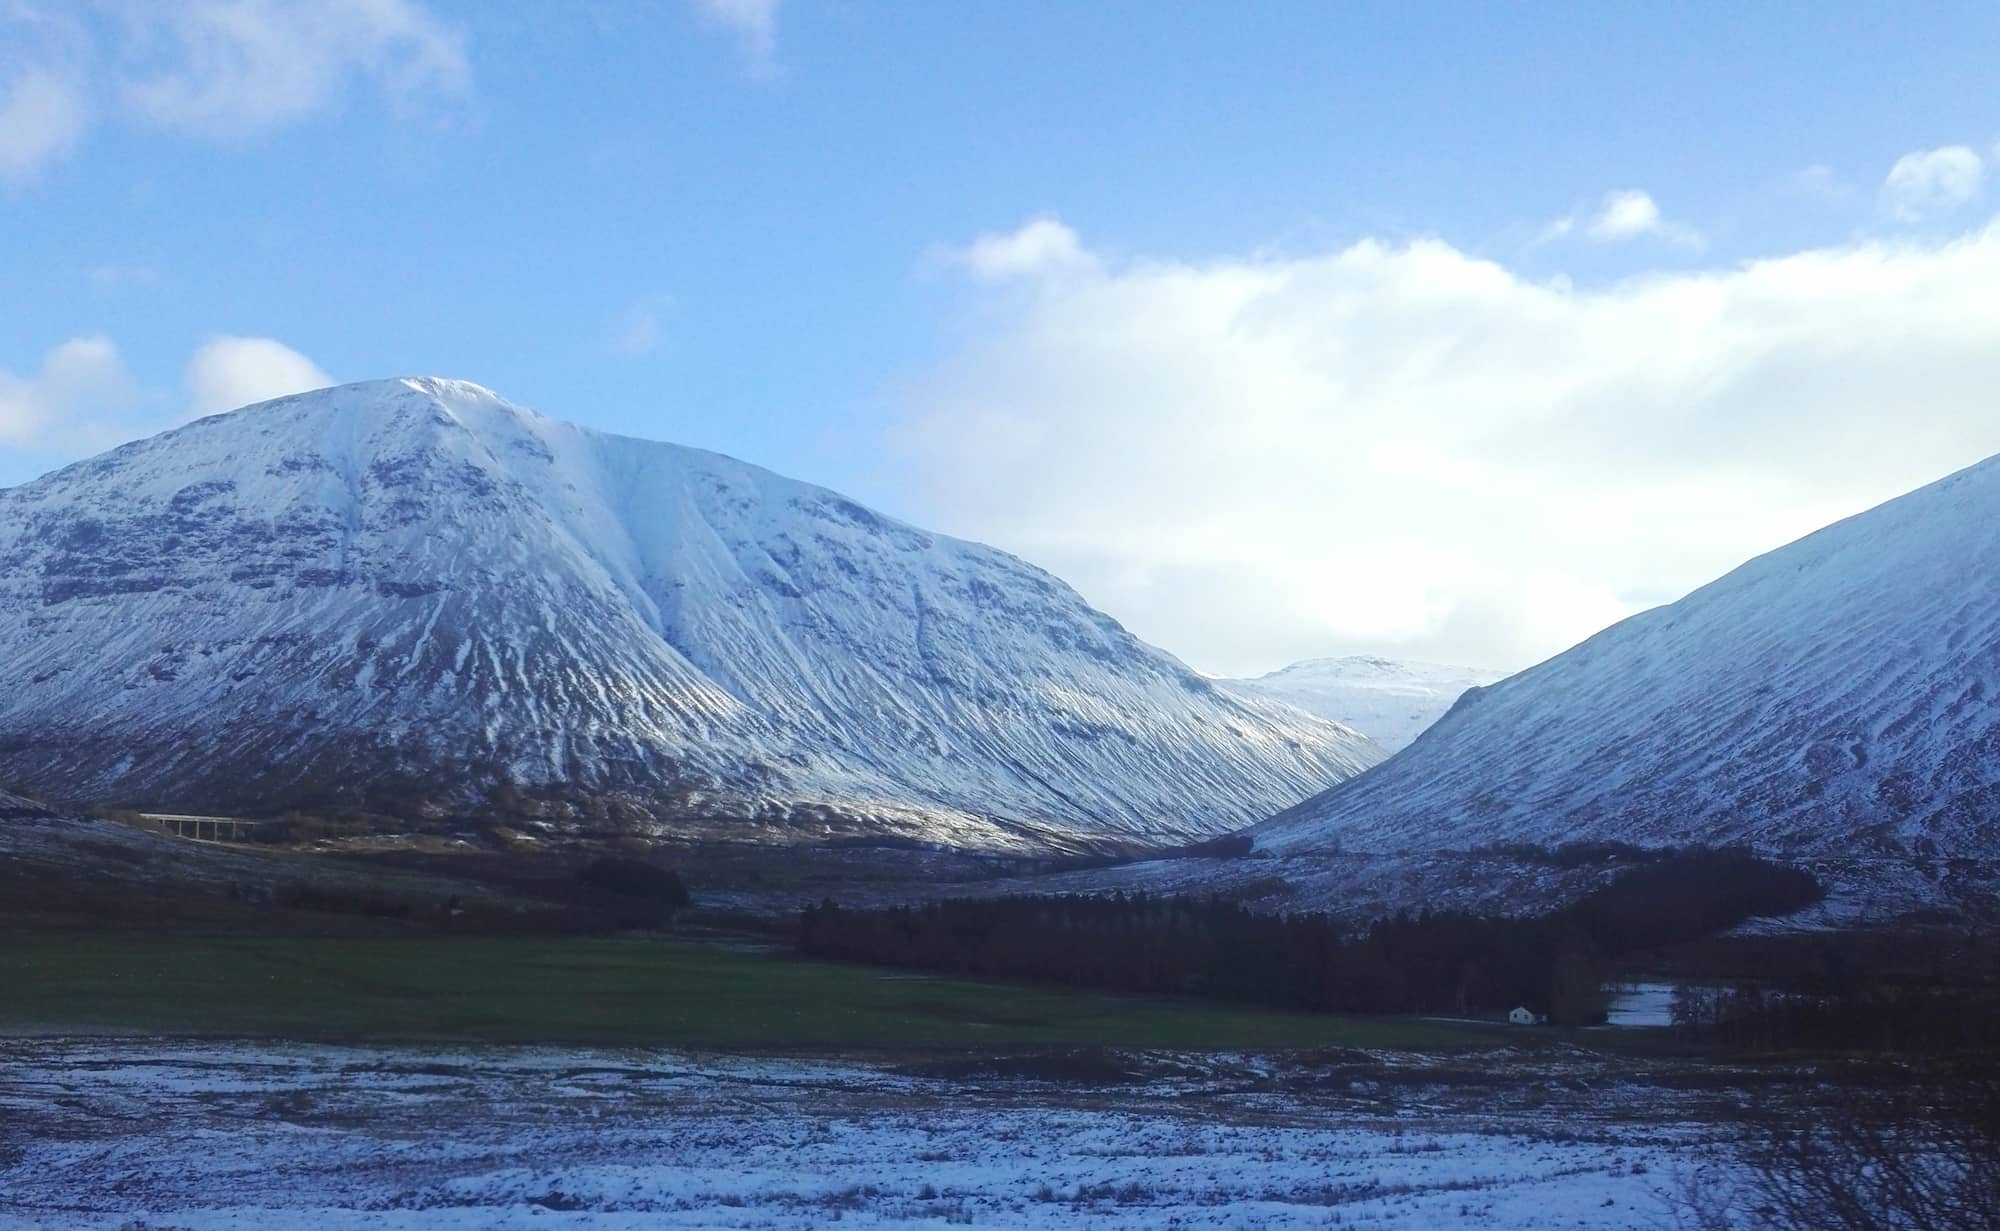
[798,848,1824,1024]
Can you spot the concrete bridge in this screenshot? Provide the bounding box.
[138,813,271,843]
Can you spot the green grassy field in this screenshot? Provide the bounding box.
[0,933,1508,1051]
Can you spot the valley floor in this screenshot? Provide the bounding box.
[1,1039,1753,1229]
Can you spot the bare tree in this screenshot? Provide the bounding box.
[1696,1076,2000,1231]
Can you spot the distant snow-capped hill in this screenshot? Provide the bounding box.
[1224,657,1507,753]
[0,378,1381,851]
[1253,451,2000,867]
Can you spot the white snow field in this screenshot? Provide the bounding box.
[0,378,1378,852]
[1225,657,1508,753]
[1253,450,2000,871]
[0,1039,1750,1229]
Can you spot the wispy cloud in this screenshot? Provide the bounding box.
[0,65,89,183]
[115,0,468,139]
[1880,144,1984,222]
[85,262,162,291]
[0,0,469,183]
[692,0,779,79]
[1788,163,1851,202]
[608,295,671,356]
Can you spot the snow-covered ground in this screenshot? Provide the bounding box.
[0,1039,1758,1229]
[1604,982,1686,1029]
[1223,656,1507,753]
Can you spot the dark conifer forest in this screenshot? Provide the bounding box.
[799,848,1825,1024]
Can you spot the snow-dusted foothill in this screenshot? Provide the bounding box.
[1224,656,1507,753]
[1254,451,2000,867]
[0,378,1379,851]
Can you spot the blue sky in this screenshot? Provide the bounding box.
[6,2,2000,674]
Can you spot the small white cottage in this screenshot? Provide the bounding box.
[1508,1006,1537,1026]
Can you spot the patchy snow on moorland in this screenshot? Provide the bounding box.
[0,1039,1748,1228]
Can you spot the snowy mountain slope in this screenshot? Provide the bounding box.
[1252,452,2000,865]
[1224,657,1507,753]
[0,378,1380,851]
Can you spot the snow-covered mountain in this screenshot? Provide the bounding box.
[1253,452,2000,866]
[1224,657,1507,753]
[0,378,1380,851]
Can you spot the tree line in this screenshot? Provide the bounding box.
[799,848,1824,1024]
[1672,982,2000,1053]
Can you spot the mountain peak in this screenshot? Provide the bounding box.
[1251,654,1496,682]
[1226,656,1506,753]
[0,382,1381,849]
[207,376,514,422]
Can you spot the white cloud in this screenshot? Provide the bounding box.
[1540,189,1702,249]
[0,335,143,448]
[0,0,466,180]
[608,296,670,356]
[86,262,162,290]
[1586,189,1662,239]
[1881,145,1984,222]
[1546,189,1703,248]
[1788,163,1850,202]
[0,65,89,181]
[115,0,468,138]
[896,218,2000,675]
[948,217,1098,280]
[184,336,335,417]
[692,0,778,77]
[1,333,332,480]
